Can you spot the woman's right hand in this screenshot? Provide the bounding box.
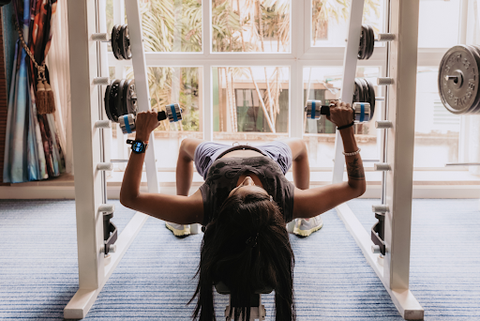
[134,111,162,141]
[326,101,354,128]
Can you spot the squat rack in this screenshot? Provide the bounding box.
[64,0,424,320]
[334,1,424,320]
[64,0,159,318]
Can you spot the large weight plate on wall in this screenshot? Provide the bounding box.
[438,45,480,114]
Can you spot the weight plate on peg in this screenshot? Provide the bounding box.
[123,79,137,114]
[366,25,375,59]
[358,78,367,103]
[111,25,123,60]
[104,84,116,121]
[115,79,127,117]
[106,80,121,122]
[358,26,367,60]
[365,78,376,118]
[353,78,362,103]
[438,45,480,114]
[362,78,371,104]
[119,25,132,60]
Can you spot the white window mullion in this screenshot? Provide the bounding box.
[203,0,213,140]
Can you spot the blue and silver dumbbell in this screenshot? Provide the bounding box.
[118,103,183,134]
[305,78,376,123]
[305,100,372,123]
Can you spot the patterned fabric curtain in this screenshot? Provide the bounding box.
[3,0,65,183]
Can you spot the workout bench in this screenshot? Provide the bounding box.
[215,282,273,321]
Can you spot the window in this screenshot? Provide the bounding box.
[103,0,479,191]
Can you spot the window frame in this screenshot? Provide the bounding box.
[107,0,475,175]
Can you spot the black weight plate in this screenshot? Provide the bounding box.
[365,78,376,119]
[358,26,367,60]
[358,78,366,103]
[361,78,370,104]
[120,25,132,60]
[111,25,122,60]
[438,45,480,114]
[109,80,121,122]
[115,79,127,116]
[104,84,116,121]
[353,78,362,103]
[123,79,137,114]
[366,25,375,59]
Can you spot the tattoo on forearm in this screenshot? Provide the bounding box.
[346,157,365,180]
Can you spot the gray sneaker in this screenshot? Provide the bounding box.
[292,216,324,237]
[165,222,191,237]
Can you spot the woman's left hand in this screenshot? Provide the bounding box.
[326,101,354,128]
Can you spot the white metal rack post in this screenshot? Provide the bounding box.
[64,0,155,318]
[334,1,424,320]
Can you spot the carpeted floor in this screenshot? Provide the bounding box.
[0,199,478,320]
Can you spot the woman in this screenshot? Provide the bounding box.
[120,101,366,320]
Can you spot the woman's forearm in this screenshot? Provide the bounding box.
[120,131,150,206]
[339,127,366,194]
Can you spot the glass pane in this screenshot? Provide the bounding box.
[418,0,460,48]
[111,67,203,170]
[303,66,381,168]
[212,0,291,53]
[106,0,114,32]
[311,0,384,47]
[212,66,289,143]
[140,0,202,52]
[414,67,460,168]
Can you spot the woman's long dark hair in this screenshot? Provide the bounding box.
[189,192,295,321]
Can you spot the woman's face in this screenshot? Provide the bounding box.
[228,176,269,198]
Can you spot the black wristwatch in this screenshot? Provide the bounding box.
[126,139,148,154]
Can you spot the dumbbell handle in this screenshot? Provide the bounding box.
[157,111,167,121]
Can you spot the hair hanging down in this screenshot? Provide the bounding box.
[189,193,295,321]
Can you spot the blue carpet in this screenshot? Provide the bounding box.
[0,199,478,320]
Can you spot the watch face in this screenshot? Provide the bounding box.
[132,141,145,153]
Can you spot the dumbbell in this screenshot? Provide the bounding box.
[118,103,183,134]
[305,100,372,123]
[104,79,183,134]
[305,78,376,122]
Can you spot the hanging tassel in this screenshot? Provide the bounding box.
[36,80,48,115]
[44,81,56,114]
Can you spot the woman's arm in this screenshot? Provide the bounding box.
[293,102,366,219]
[119,111,204,224]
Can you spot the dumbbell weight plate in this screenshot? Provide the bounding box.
[119,25,132,60]
[357,78,369,121]
[123,79,137,114]
[438,45,480,114]
[111,25,123,60]
[165,103,183,122]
